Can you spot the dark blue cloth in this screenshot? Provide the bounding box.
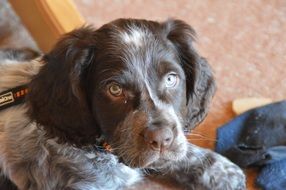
[215,100,286,190]
[257,159,286,190]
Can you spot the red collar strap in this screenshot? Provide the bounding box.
[92,135,113,153]
[0,85,29,111]
[83,137,113,153]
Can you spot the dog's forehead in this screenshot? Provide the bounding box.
[100,20,166,51]
[93,20,183,84]
[119,26,149,47]
[121,27,175,64]
[107,19,160,45]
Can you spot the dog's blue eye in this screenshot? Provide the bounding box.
[165,73,178,88]
[109,83,123,96]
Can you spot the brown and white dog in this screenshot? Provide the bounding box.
[0,19,246,190]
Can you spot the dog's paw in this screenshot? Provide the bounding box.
[202,155,246,190]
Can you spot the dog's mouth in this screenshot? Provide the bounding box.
[108,109,189,169]
[114,138,188,169]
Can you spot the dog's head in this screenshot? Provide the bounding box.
[28,19,215,168]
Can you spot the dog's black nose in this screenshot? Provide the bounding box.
[143,127,174,151]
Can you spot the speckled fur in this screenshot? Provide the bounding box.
[0,51,245,190]
[0,58,142,190]
[0,19,246,190]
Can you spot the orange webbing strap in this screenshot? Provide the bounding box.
[0,85,29,111]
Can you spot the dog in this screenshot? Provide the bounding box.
[0,18,246,190]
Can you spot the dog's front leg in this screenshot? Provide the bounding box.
[162,143,246,190]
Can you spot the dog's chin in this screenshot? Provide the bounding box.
[119,142,188,169]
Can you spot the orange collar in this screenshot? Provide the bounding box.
[0,85,29,111]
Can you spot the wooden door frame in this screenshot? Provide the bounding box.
[8,0,85,52]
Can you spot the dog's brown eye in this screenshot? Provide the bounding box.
[108,83,123,97]
[165,73,178,88]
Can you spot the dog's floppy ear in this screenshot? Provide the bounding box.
[163,19,216,131]
[28,26,100,145]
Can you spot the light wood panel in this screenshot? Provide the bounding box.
[8,0,85,52]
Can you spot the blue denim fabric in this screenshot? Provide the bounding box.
[215,100,286,190]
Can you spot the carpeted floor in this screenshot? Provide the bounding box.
[1,0,286,189]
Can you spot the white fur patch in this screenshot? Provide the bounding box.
[85,153,96,159]
[121,27,146,47]
[119,164,142,186]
